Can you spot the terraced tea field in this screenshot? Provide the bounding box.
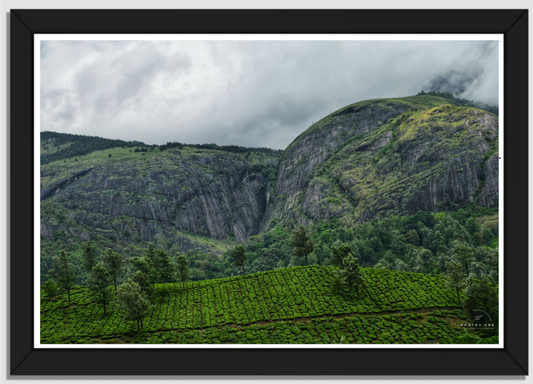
[41,266,468,344]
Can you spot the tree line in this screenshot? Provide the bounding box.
[44,242,191,332]
[158,141,283,156]
[40,131,146,165]
[43,222,497,338]
[230,210,498,281]
[417,90,499,116]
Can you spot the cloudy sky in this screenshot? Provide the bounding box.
[40,39,499,150]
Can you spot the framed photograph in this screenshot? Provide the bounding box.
[10,9,527,376]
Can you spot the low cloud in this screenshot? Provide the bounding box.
[41,39,499,150]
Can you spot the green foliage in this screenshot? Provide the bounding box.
[335,255,365,298]
[49,250,76,308]
[130,243,174,287]
[481,228,495,246]
[88,262,113,314]
[152,248,175,284]
[82,242,97,273]
[463,276,498,337]
[331,244,354,267]
[406,230,420,246]
[40,131,148,165]
[290,226,315,266]
[453,242,475,275]
[417,90,498,115]
[373,259,392,270]
[174,252,190,288]
[159,141,283,157]
[116,280,152,332]
[230,245,248,275]
[43,279,59,299]
[214,210,497,282]
[444,259,467,305]
[102,248,124,293]
[131,270,155,299]
[40,266,485,344]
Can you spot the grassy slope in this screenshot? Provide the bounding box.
[41,266,471,344]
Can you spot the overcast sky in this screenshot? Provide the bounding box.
[40,39,499,150]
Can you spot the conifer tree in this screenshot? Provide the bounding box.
[153,249,175,283]
[331,244,354,267]
[82,241,97,273]
[131,270,155,299]
[50,250,76,309]
[444,259,467,305]
[289,225,315,266]
[88,262,113,314]
[231,245,247,275]
[102,248,124,294]
[174,252,190,289]
[454,242,475,275]
[335,254,365,298]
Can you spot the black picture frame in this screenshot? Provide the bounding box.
[10,9,528,376]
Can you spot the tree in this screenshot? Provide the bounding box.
[43,279,59,300]
[230,245,247,275]
[444,259,467,305]
[133,243,174,287]
[390,230,406,256]
[131,254,158,288]
[82,241,97,273]
[289,225,315,266]
[374,258,392,270]
[174,252,190,289]
[335,254,365,298]
[88,262,113,314]
[152,249,175,283]
[412,248,434,274]
[116,280,152,332]
[454,242,475,274]
[465,218,480,236]
[463,276,498,336]
[102,248,124,294]
[394,259,409,271]
[486,248,499,283]
[49,250,76,309]
[406,229,420,246]
[131,270,155,299]
[331,244,354,267]
[481,228,495,246]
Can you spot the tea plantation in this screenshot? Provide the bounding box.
[41,266,470,344]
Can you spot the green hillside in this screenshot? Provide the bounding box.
[40,265,474,345]
[40,134,282,283]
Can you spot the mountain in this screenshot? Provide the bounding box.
[40,94,498,281]
[261,95,498,230]
[40,135,280,255]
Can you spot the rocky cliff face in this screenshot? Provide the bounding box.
[40,148,277,252]
[40,95,499,253]
[261,96,499,230]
